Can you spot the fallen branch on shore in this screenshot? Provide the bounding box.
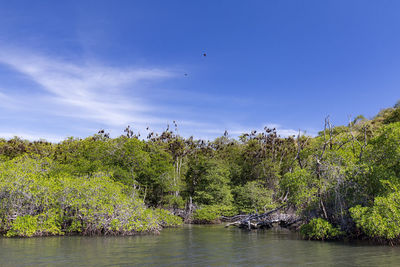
[225,206,301,230]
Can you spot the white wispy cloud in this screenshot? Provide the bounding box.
[0,48,174,128]
[0,47,302,141]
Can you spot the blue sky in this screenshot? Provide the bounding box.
[0,1,399,142]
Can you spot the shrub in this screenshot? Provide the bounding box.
[233,181,275,214]
[162,195,185,209]
[300,218,342,240]
[0,156,180,237]
[192,205,237,223]
[6,215,39,237]
[193,205,220,222]
[280,168,318,211]
[350,191,400,241]
[153,209,183,227]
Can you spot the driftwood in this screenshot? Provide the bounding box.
[225,206,301,230]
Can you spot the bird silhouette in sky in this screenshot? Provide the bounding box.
[184,52,206,77]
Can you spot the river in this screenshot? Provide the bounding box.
[1,224,400,266]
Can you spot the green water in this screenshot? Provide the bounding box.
[1,225,400,266]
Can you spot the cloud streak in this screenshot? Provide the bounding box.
[0,48,174,127]
[0,47,302,141]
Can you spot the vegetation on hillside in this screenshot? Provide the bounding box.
[1,101,400,241]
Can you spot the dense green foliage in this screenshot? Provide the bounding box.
[0,156,181,237]
[350,191,400,241]
[193,205,237,223]
[300,218,342,240]
[1,102,400,242]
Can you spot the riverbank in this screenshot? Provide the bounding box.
[1,103,400,242]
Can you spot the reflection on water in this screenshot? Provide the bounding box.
[1,225,400,266]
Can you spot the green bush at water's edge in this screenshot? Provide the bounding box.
[350,190,400,241]
[193,205,237,222]
[300,218,343,240]
[0,156,181,237]
[153,208,183,227]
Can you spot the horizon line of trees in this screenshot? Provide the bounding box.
[1,100,400,241]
